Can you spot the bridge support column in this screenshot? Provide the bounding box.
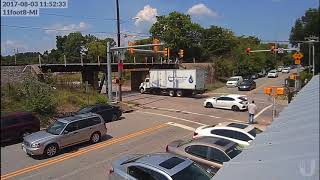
[131,71,148,91]
[82,70,99,89]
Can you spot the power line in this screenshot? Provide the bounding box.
[1,24,117,35]
[2,24,316,44]
[40,12,118,21]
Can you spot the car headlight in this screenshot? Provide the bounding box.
[31,143,40,148]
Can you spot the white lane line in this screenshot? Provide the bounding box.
[254,104,273,119]
[141,106,244,123]
[166,122,196,131]
[137,111,207,126]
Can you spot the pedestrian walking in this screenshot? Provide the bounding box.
[248,100,257,124]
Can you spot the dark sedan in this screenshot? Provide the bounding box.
[238,79,256,91]
[77,104,122,123]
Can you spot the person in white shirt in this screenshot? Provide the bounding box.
[248,100,257,124]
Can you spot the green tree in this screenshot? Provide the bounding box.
[150,12,203,61]
[201,26,237,58]
[289,8,319,72]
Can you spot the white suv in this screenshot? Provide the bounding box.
[267,70,278,78]
[226,76,243,87]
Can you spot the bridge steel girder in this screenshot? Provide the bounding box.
[39,63,178,73]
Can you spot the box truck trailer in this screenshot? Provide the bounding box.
[139,69,206,97]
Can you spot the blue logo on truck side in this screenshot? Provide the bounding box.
[188,75,193,83]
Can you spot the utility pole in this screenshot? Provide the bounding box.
[305,36,319,76]
[13,48,17,65]
[106,42,113,101]
[116,0,122,101]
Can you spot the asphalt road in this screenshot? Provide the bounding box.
[1,71,292,180]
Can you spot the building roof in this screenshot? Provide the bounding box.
[212,75,319,180]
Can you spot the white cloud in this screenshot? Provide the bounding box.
[134,5,158,26]
[187,4,217,17]
[44,21,90,35]
[1,40,27,55]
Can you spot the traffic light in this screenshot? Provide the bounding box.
[128,41,135,54]
[271,45,276,54]
[153,38,160,53]
[246,48,251,55]
[164,48,170,58]
[178,49,184,58]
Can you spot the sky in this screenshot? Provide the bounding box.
[1,0,319,55]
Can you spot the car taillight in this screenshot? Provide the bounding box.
[166,145,168,152]
[193,132,198,137]
[109,168,114,174]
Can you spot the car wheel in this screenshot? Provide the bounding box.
[232,105,240,111]
[169,90,175,97]
[205,102,213,108]
[176,90,183,97]
[111,114,118,121]
[44,144,58,158]
[90,132,101,144]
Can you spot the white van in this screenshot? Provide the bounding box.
[226,76,243,87]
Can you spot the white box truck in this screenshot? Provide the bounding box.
[139,69,206,97]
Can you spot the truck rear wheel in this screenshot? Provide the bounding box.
[176,90,183,97]
[169,90,176,97]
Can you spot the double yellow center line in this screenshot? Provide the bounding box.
[1,123,168,180]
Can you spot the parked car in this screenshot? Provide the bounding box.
[277,66,284,72]
[1,112,40,143]
[21,113,107,158]
[203,94,248,111]
[166,137,244,171]
[282,68,290,73]
[257,70,267,77]
[267,70,278,78]
[193,122,263,146]
[226,76,243,87]
[238,79,256,91]
[109,152,214,180]
[77,104,122,123]
[251,73,259,79]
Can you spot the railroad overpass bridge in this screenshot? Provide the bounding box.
[38,62,178,91]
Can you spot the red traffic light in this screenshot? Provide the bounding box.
[271,45,276,54]
[246,48,251,55]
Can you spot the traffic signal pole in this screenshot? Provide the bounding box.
[116,0,122,101]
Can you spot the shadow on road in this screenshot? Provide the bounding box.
[1,139,22,147]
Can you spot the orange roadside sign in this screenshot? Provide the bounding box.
[292,52,303,60]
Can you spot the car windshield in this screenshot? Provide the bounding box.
[172,163,213,180]
[228,78,238,81]
[78,107,92,114]
[248,128,263,137]
[241,80,251,85]
[269,70,276,73]
[226,144,244,159]
[46,120,67,135]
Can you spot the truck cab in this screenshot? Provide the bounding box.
[139,78,150,93]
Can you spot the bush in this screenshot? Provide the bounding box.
[20,76,57,115]
[95,94,109,104]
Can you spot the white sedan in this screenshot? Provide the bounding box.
[282,68,290,73]
[193,122,263,146]
[203,94,248,111]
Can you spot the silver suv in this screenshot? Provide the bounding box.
[21,113,107,158]
[109,153,213,180]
